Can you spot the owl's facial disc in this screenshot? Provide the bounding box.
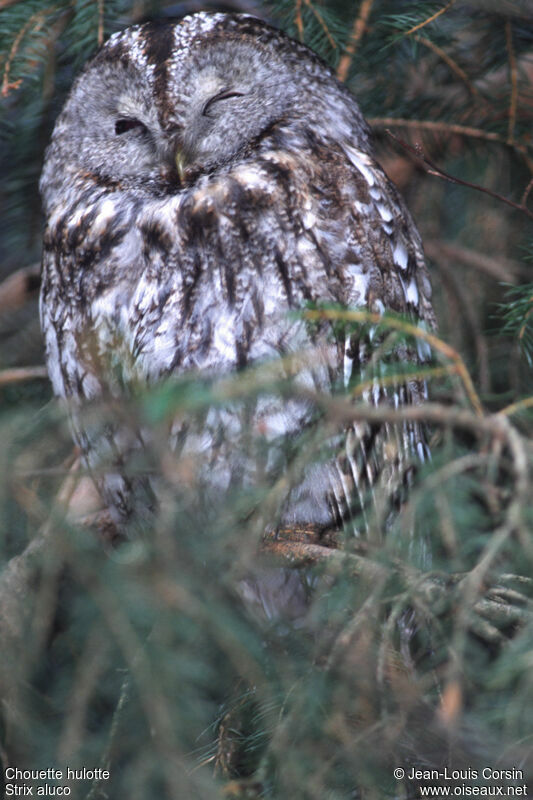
[41,16,316,203]
[173,80,251,178]
[169,40,297,175]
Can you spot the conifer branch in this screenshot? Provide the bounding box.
[1,5,58,97]
[404,0,456,37]
[336,0,374,83]
[294,0,304,41]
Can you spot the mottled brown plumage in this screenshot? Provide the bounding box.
[40,12,435,543]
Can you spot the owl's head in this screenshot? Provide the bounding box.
[41,13,366,210]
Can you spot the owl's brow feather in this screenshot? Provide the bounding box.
[202,88,245,116]
[250,80,293,92]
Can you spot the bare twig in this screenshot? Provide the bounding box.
[85,666,130,799]
[0,367,48,386]
[292,395,515,447]
[448,415,530,674]
[404,1,456,37]
[499,396,533,418]
[518,299,533,343]
[369,116,529,152]
[336,0,374,83]
[84,579,186,799]
[385,128,533,221]
[294,0,304,42]
[97,0,105,47]
[520,176,533,208]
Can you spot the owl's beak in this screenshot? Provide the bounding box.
[175,149,187,182]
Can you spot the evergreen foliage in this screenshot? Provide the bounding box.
[1,2,533,798]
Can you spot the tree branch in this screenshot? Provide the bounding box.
[0,366,48,386]
[370,117,533,173]
[404,0,456,37]
[336,0,374,83]
[384,128,533,221]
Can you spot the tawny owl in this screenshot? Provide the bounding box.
[40,12,435,542]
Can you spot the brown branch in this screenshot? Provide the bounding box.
[261,527,532,647]
[370,116,506,145]
[303,0,336,50]
[505,20,518,145]
[294,0,304,42]
[385,128,533,221]
[97,0,105,47]
[520,175,533,207]
[260,531,387,583]
[499,396,533,418]
[288,395,515,449]
[0,367,48,386]
[336,0,374,83]
[517,298,533,345]
[404,0,456,37]
[372,116,533,176]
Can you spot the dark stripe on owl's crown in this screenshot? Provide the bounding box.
[141,23,178,123]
